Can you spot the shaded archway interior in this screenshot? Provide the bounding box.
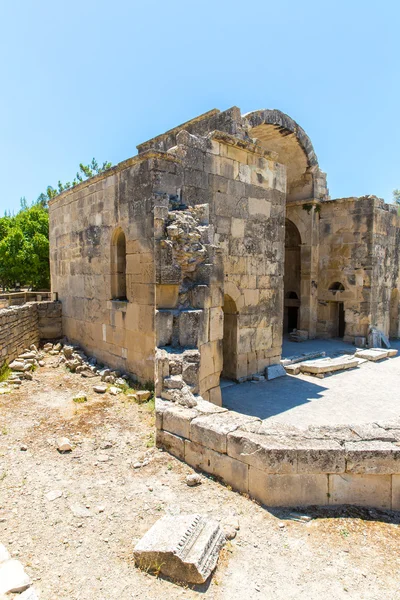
[111,229,127,301]
[283,220,301,333]
[222,294,238,380]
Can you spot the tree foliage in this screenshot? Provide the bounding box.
[393,189,400,205]
[0,203,50,290]
[37,158,112,208]
[1,158,112,290]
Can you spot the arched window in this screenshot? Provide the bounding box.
[286,291,299,299]
[111,228,127,301]
[329,282,345,292]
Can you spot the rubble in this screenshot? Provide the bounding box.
[57,437,72,453]
[133,514,225,584]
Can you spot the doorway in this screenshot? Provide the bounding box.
[222,295,238,380]
[338,302,345,338]
[287,306,299,332]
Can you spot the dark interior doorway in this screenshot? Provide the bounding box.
[287,306,299,332]
[222,295,238,380]
[338,302,345,338]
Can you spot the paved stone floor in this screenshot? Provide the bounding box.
[222,340,400,427]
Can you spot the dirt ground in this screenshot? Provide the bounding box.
[1,354,400,600]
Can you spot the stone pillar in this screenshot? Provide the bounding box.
[299,206,319,339]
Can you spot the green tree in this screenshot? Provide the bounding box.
[0,158,112,290]
[39,158,112,208]
[393,189,400,205]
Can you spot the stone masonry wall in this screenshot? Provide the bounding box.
[371,199,400,337]
[157,398,400,509]
[49,153,175,384]
[317,197,375,341]
[0,301,62,366]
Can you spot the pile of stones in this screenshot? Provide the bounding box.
[1,340,152,402]
[0,345,44,392]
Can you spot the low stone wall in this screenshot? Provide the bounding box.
[0,301,62,365]
[156,398,400,510]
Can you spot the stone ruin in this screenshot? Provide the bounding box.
[48,105,400,406]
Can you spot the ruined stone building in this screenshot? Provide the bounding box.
[49,106,400,403]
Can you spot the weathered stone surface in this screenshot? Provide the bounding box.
[0,559,32,594]
[300,355,359,374]
[185,440,249,493]
[57,437,72,453]
[156,430,185,460]
[186,473,202,486]
[349,423,398,442]
[345,441,400,474]
[190,411,260,454]
[328,474,391,509]
[133,514,225,584]
[227,430,344,474]
[354,349,388,361]
[265,364,286,380]
[248,469,329,507]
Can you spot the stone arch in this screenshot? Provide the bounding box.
[111,227,127,301]
[243,109,327,201]
[329,281,345,292]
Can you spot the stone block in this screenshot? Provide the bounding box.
[155,397,170,430]
[345,441,400,473]
[163,405,199,439]
[354,336,366,348]
[228,430,297,474]
[178,310,202,348]
[284,364,301,375]
[190,411,260,454]
[328,474,391,509]
[133,514,225,584]
[248,469,329,507]
[300,356,359,374]
[208,385,222,406]
[391,475,400,510]
[354,349,388,361]
[156,430,185,460]
[185,440,249,493]
[155,310,173,347]
[349,424,398,442]
[248,197,271,218]
[296,439,345,474]
[265,364,286,380]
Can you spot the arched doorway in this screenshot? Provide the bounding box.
[284,220,301,333]
[328,282,345,338]
[222,294,238,380]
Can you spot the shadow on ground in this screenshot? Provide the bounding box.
[222,375,327,419]
[269,505,400,524]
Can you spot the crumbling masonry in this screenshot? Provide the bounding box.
[49,106,400,405]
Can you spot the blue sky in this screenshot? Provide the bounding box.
[1,0,399,214]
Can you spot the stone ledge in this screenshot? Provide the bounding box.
[156,398,400,508]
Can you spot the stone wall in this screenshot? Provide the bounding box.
[157,398,400,509]
[371,199,400,337]
[316,197,375,341]
[49,154,171,384]
[0,301,62,366]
